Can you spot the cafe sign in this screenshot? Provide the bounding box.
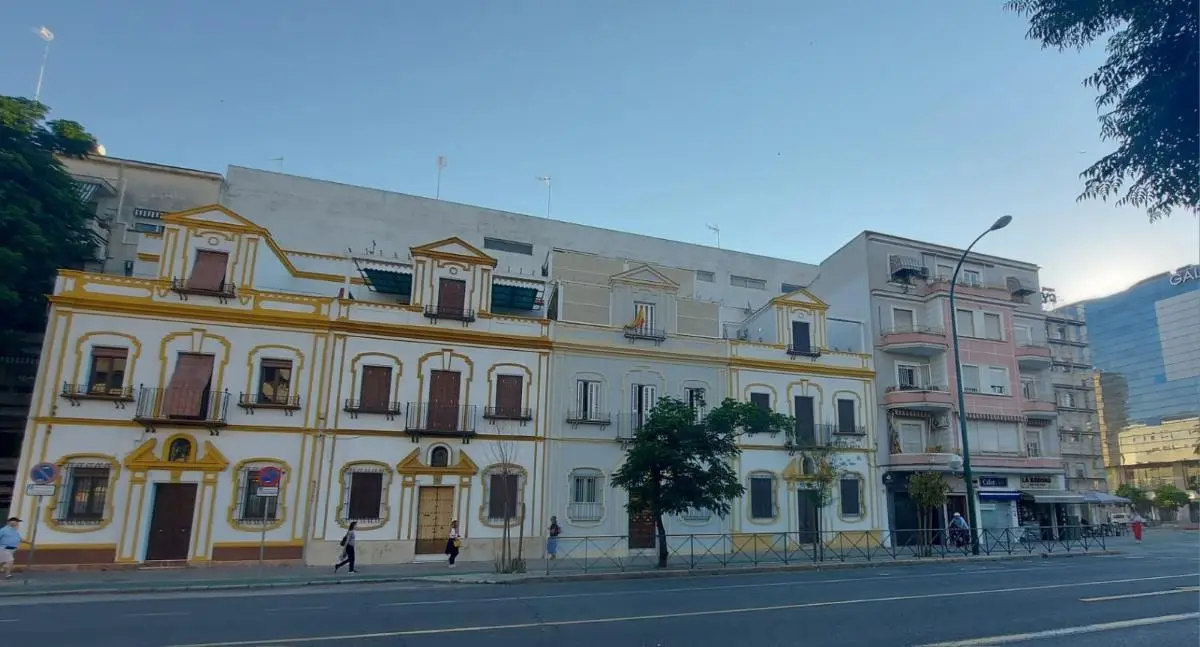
[979,476,1009,488]
[1168,265,1199,286]
[1020,475,1053,489]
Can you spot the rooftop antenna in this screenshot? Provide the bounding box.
[706,224,721,249]
[270,157,284,172]
[537,176,552,219]
[34,26,53,101]
[436,156,447,199]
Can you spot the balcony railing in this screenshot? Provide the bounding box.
[60,383,135,408]
[343,399,404,419]
[880,325,946,337]
[890,382,947,394]
[566,502,604,523]
[170,277,236,303]
[616,412,651,445]
[786,423,869,451]
[423,304,476,323]
[483,406,533,422]
[134,386,230,432]
[238,393,301,414]
[623,325,667,342]
[786,343,822,358]
[405,402,478,440]
[565,410,613,427]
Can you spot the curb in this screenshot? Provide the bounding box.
[0,549,1120,597]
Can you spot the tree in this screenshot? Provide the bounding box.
[1005,0,1199,220]
[1152,484,1190,521]
[907,472,950,557]
[611,397,793,568]
[1115,483,1152,514]
[487,439,526,573]
[0,96,99,349]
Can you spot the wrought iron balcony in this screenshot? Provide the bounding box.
[60,383,134,408]
[238,393,301,415]
[786,343,822,358]
[170,277,236,303]
[786,423,869,452]
[405,402,478,441]
[623,325,667,343]
[342,399,404,420]
[483,406,533,422]
[134,386,230,434]
[423,304,476,323]
[565,410,612,427]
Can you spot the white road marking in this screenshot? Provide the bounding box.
[263,605,329,613]
[377,564,1061,608]
[122,611,191,617]
[164,573,1200,647]
[1081,586,1200,602]
[0,619,18,623]
[916,612,1200,646]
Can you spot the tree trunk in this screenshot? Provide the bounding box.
[655,514,668,568]
[916,509,927,558]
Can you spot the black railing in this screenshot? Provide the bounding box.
[483,406,533,421]
[786,343,822,358]
[565,410,613,427]
[170,277,236,302]
[405,402,478,439]
[423,304,476,323]
[786,423,869,450]
[616,412,652,444]
[342,399,404,419]
[887,383,949,393]
[623,325,667,342]
[541,527,1109,575]
[238,393,301,414]
[134,386,230,429]
[61,383,135,407]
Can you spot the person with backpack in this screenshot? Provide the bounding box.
[334,521,358,574]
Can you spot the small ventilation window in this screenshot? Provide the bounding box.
[483,237,534,256]
[730,275,766,290]
[695,270,715,283]
[781,282,803,294]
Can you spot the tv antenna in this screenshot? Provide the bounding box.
[706,224,721,249]
[537,176,552,219]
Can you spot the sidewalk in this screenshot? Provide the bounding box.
[0,532,1153,598]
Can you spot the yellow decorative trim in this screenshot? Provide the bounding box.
[137,252,160,263]
[71,331,142,390]
[409,236,498,268]
[831,389,864,429]
[836,472,867,522]
[772,287,829,310]
[347,352,403,403]
[397,447,478,477]
[416,349,475,415]
[742,383,778,408]
[124,436,230,474]
[243,343,307,401]
[782,456,819,482]
[155,328,232,394]
[484,362,534,412]
[746,470,779,525]
[478,462,528,528]
[226,457,291,532]
[335,460,394,531]
[43,453,122,533]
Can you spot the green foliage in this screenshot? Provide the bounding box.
[907,472,951,511]
[0,96,99,347]
[1115,483,1150,504]
[1152,484,1190,511]
[611,397,794,566]
[1005,0,1199,220]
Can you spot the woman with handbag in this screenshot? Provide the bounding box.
[334,521,358,573]
[445,519,461,567]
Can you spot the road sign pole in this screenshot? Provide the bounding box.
[23,498,42,585]
[258,502,269,573]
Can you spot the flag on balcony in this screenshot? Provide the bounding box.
[630,309,646,329]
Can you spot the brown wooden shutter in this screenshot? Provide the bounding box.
[359,366,392,411]
[348,472,384,520]
[837,399,856,433]
[187,250,229,291]
[438,278,466,314]
[495,375,523,416]
[489,473,519,520]
[428,370,461,430]
[162,353,215,417]
[89,347,129,392]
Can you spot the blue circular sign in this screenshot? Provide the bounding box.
[259,466,282,487]
[30,462,58,485]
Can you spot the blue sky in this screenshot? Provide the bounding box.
[4,0,1196,303]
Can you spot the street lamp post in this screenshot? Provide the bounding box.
[949,215,1012,556]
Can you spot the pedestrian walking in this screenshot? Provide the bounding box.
[1130,512,1145,543]
[334,521,357,573]
[547,516,561,559]
[0,517,30,580]
[445,519,460,567]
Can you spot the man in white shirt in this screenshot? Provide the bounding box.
[0,517,29,580]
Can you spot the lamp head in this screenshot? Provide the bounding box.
[990,215,1013,231]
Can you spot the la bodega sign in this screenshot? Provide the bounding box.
[1169,265,1199,286]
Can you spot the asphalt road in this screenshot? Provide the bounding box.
[0,551,1197,646]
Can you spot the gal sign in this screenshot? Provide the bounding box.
[1168,265,1198,286]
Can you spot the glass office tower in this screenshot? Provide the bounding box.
[1073,265,1200,521]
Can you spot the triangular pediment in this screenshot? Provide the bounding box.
[161,205,267,234]
[611,264,680,290]
[397,447,479,476]
[124,436,229,473]
[410,237,497,267]
[774,287,828,310]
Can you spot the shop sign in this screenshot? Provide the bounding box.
[979,476,1009,488]
[1020,475,1053,489]
[1168,265,1199,286]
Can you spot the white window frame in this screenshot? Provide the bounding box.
[575,379,602,421]
[982,312,1003,341]
[961,269,982,286]
[567,468,604,523]
[937,264,955,280]
[633,301,656,329]
[960,364,982,393]
[685,386,706,420]
[896,362,930,390]
[680,507,713,523]
[891,307,916,332]
[987,366,1010,395]
[1014,324,1033,346]
[339,462,391,529]
[898,421,926,453]
[955,308,976,337]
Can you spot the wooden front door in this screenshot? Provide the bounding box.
[627,497,656,550]
[145,483,198,561]
[427,370,461,430]
[797,488,820,544]
[415,486,455,554]
[438,278,466,315]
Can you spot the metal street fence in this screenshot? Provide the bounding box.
[543,527,1107,575]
